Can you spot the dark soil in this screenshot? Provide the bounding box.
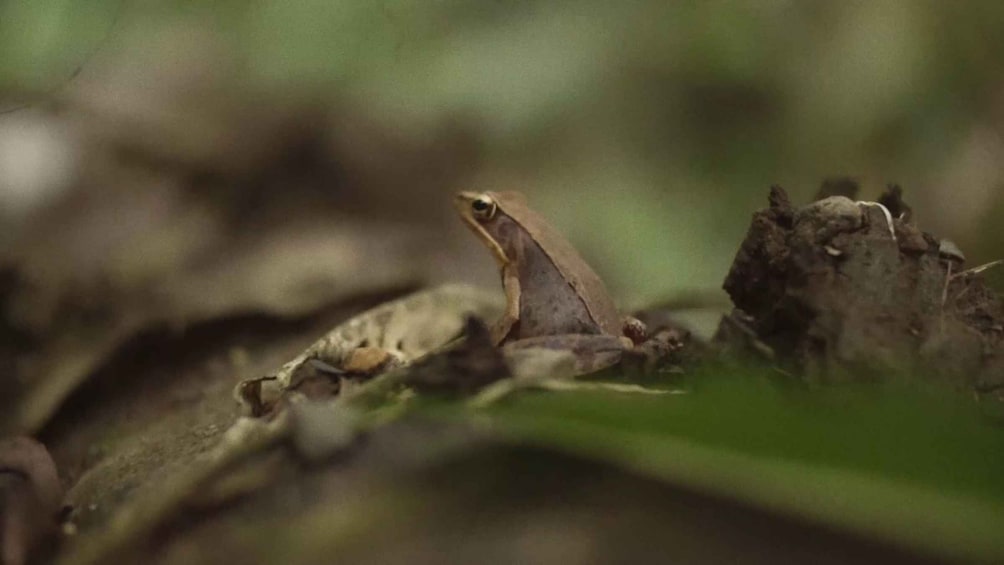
[717,182,1004,394]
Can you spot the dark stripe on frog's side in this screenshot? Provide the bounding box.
[492,214,603,342]
[488,191,622,336]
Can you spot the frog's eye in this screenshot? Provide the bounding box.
[471,195,496,221]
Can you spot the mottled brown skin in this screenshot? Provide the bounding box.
[454,191,627,349]
[487,212,603,340]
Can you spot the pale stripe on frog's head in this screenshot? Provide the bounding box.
[454,191,509,268]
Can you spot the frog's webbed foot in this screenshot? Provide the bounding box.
[622,327,688,375]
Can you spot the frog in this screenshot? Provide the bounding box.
[455,190,653,376]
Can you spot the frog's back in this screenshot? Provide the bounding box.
[491,191,622,336]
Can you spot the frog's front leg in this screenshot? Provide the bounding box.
[491,265,522,345]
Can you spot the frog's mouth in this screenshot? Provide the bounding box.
[454,192,510,269]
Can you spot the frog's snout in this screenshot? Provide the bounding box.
[454,191,478,210]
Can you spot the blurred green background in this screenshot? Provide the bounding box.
[2,0,1003,302]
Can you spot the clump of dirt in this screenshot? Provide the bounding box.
[717,182,1004,394]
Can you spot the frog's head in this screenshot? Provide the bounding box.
[454,191,519,267]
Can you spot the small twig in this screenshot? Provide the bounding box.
[857,201,897,242]
[468,377,684,409]
[534,380,685,395]
[949,259,1004,281]
[941,262,953,310]
[939,261,953,336]
[0,0,128,116]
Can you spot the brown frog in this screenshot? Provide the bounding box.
[455,191,648,374]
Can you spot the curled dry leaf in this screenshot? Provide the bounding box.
[236,285,503,415]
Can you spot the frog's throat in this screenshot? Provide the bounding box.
[459,215,510,270]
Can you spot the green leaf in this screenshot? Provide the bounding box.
[425,374,1004,562]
